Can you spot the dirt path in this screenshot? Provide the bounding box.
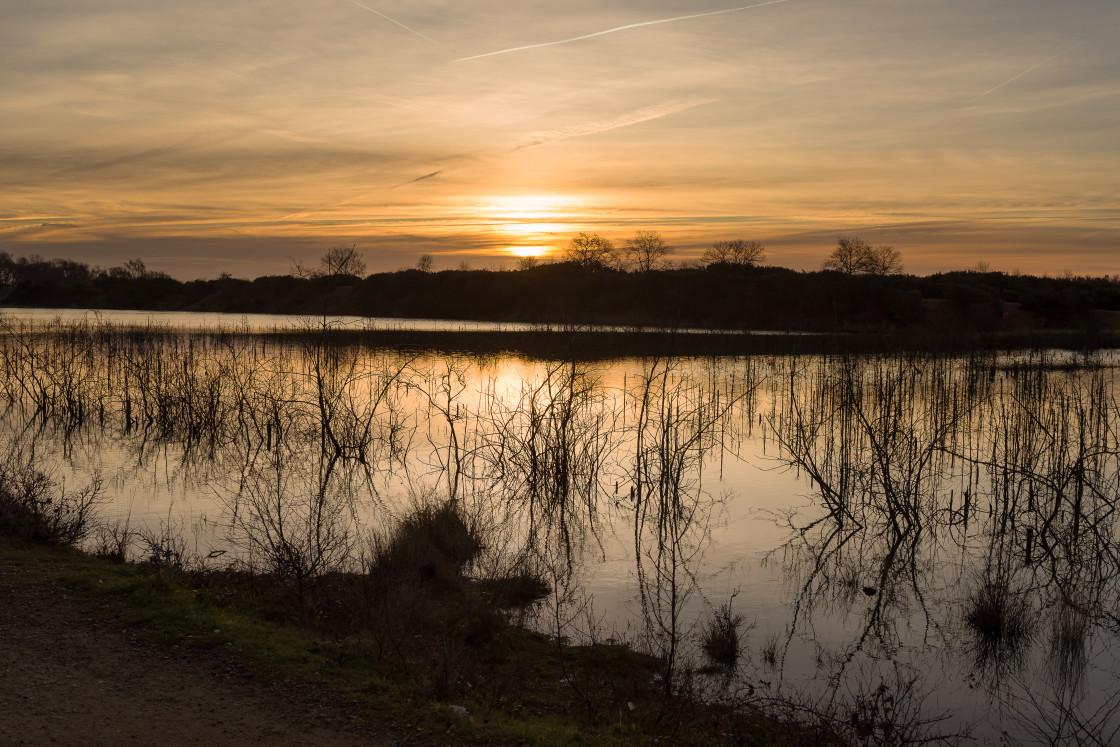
[0,565,387,746]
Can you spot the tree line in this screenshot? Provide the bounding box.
[540,231,896,275]
[1,243,1117,334]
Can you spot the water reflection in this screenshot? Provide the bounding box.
[2,316,1119,742]
[767,352,1120,742]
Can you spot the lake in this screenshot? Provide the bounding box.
[2,308,1118,744]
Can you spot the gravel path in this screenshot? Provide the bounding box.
[0,565,386,746]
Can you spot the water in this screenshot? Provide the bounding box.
[1,309,1118,744]
[0,307,771,335]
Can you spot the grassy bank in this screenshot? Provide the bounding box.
[0,536,641,745]
[0,527,818,746]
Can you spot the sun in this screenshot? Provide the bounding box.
[506,245,550,258]
[478,195,579,259]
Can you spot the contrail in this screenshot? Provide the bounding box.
[513,98,716,149]
[456,0,790,62]
[970,40,1085,103]
[393,170,443,188]
[345,0,456,53]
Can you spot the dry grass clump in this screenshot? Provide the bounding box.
[965,576,1035,679]
[365,499,483,589]
[966,579,1033,643]
[700,601,750,669]
[351,498,553,696]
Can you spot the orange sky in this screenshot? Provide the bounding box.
[3,0,1118,278]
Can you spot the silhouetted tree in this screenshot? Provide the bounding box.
[417,254,434,273]
[108,258,167,280]
[823,237,872,274]
[0,252,16,286]
[702,239,766,267]
[623,231,672,272]
[320,245,366,277]
[864,244,902,276]
[564,232,616,270]
[822,237,900,275]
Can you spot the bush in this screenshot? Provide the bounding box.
[366,499,483,589]
[0,455,104,546]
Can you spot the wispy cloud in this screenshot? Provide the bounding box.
[514,98,717,149]
[394,170,443,188]
[969,40,1086,103]
[344,0,456,53]
[456,0,791,62]
[53,134,238,177]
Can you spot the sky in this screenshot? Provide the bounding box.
[2,0,1118,279]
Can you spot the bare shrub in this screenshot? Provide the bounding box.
[138,515,189,571]
[760,664,965,745]
[1048,596,1089,686]
[0,454,103,546]
[93,517,134,562]
[223,451,353,594]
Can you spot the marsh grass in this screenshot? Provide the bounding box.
[761,634,780,669]
[965,576,1035,678]
[4,318,1120,743]
[1048,596,1089,686]
[700,600,750,669]
[967,580,1034,642]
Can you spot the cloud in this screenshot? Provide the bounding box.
[968,40,1086,103]
[456,0,791,61]
[394,170,443,187]
[344,0,456,53]
[513,98,716,149]
[52,134,242,177]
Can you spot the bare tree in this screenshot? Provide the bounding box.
[516,256,540,271]
[321,245,366,277]
[289,258,314,279]
[107,258,168,280]
[564,232,616,270]
[864,244,903,276]
[623,231,672,272]
[823,237,902,275]
[290,246,366,278]
[416,254,434,273]
[823,237,872,274]
[702,239,766,267]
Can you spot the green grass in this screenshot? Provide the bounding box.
[0,538,593,744]
[1,536,806,745]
